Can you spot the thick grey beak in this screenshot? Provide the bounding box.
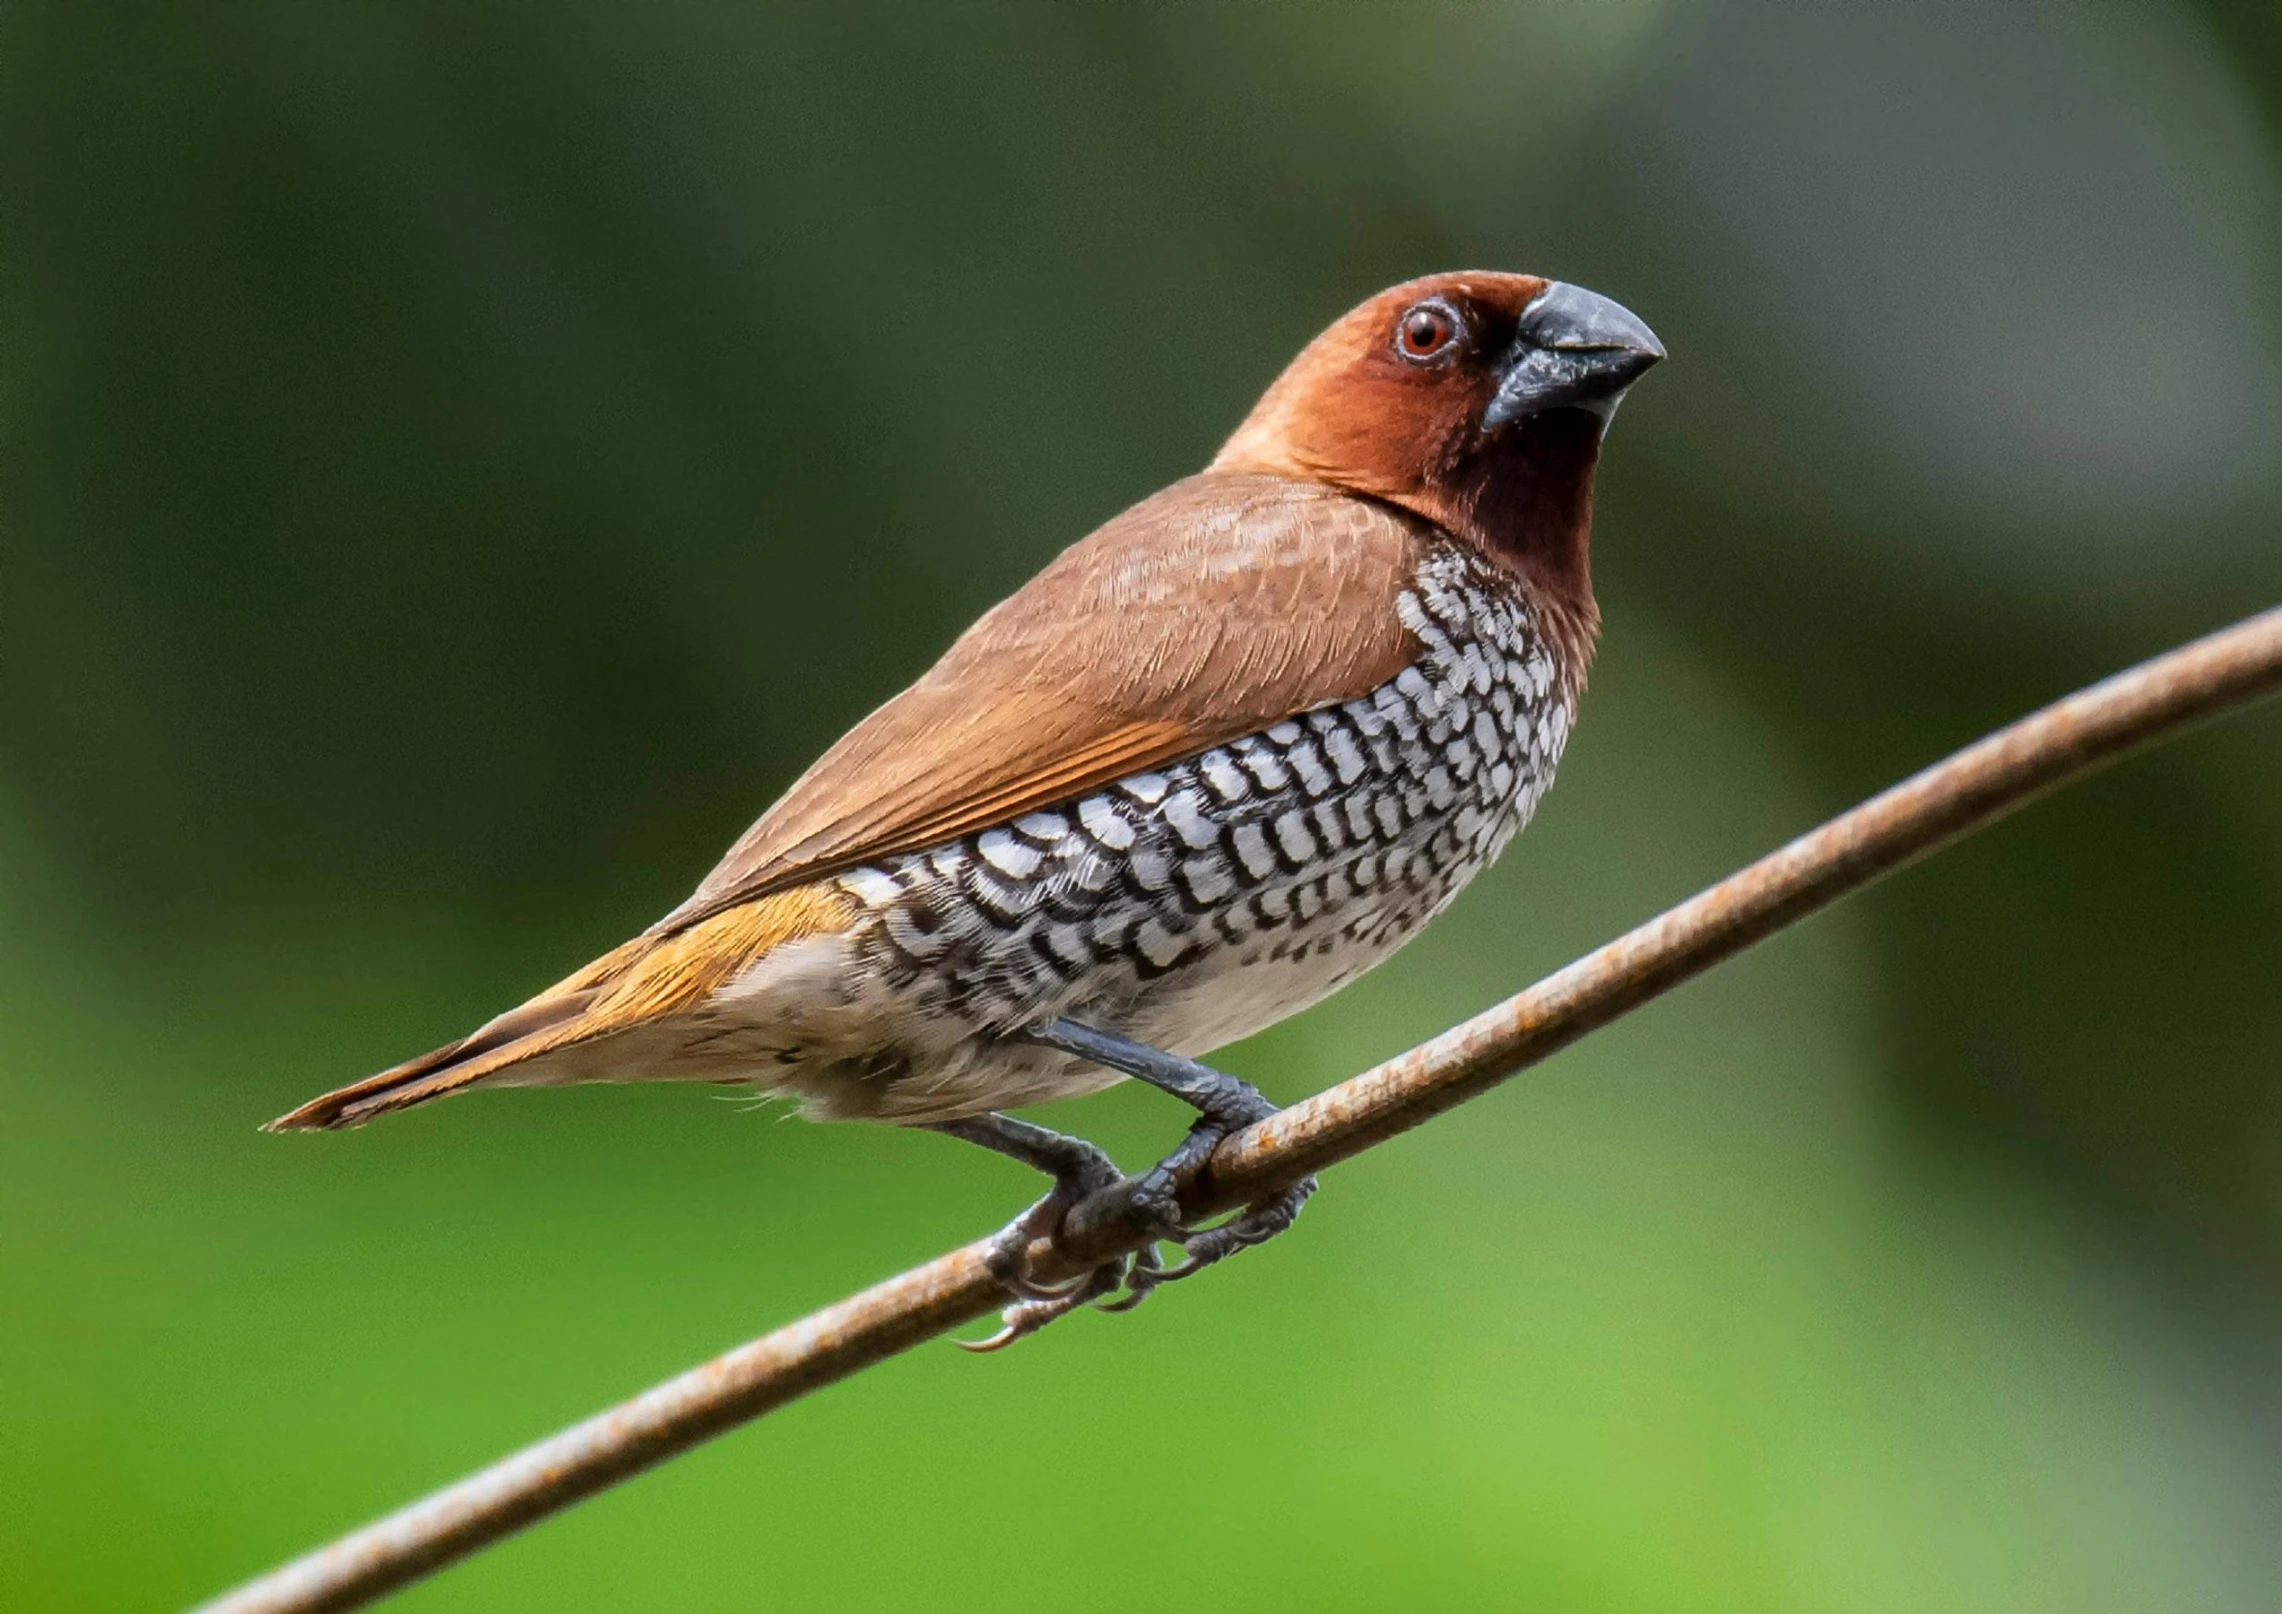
[1482,282,1665,432]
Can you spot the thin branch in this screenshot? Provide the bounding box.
[196,605,2282,1614]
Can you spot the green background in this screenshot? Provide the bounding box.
[6,4,2281,1610]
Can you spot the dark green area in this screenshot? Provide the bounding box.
[4,5,2279,1610]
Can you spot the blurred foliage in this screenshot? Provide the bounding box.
[2,4,2279,1610]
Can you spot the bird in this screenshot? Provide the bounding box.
[269,271,1663,1346]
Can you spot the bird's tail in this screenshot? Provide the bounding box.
[263,883,859,1131]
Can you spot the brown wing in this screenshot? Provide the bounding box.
[651,470,1433,938]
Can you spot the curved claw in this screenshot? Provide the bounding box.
[1134,1206,1245,1283]
[958,1259,1124,1350]
[1093,1242,1167,1314]
[998,1267,1094,1302]
[1151,1174,1320,1284]
[956,1321,1027,1354]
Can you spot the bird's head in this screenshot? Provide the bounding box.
[1213,271,1662,635]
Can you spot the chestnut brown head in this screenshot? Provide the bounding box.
[1213,271,1662,632]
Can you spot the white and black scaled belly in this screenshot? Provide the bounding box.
[819,546,1574,1118]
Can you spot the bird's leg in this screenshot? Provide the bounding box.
[1021,1018,1318,1309]
[925,1111,1164,1350]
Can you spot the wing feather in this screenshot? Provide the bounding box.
[653,472,1431,936]
[265,473,1432,1129]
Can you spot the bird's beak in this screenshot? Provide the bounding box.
[1482,282,1665,433]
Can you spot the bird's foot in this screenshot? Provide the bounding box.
[1150,1172,1317,1285]
[1097,1114,1317,1313]
[929,1112,1178,1349]
[961,1177,1186,1351]
[940,1021,1325,1348]
[1018,1019,1321,1315]
[975,1179,1136,1303]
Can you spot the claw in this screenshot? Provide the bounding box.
[1153,1174,1318,1284]
[1000,1268,1093,1302]
[1094,1241,1168,1314]
[956,1323,1026,1354]
[960,1260,1124,1350]
[1144,1253,1202,1284]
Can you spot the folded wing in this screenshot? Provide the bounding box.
[654,471,1430,935]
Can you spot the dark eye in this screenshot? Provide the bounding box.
[1396,301,1463,362]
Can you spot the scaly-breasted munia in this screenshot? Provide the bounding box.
[272,273,1663,1343]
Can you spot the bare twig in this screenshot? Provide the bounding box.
[196,605,2282,1614]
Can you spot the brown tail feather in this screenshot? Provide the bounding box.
[261,990,604,1131]
[263,884,859,1132]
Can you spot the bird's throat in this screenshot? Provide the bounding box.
[1433,411,1604,681]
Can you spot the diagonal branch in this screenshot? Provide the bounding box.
[196,604,2282,1614]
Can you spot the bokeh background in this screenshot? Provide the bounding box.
[5,3,2281,1609]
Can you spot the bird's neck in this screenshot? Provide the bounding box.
[1418,412,1605,692]
[1208,413,1607,693]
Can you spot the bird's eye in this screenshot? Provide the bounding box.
[1395,301,1463,362]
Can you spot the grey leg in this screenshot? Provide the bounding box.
[925,1112,1165,1350]
[929,1111,1122,1200]
[1024,1018,1278,1127]
[1021,1018,1318,1304]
